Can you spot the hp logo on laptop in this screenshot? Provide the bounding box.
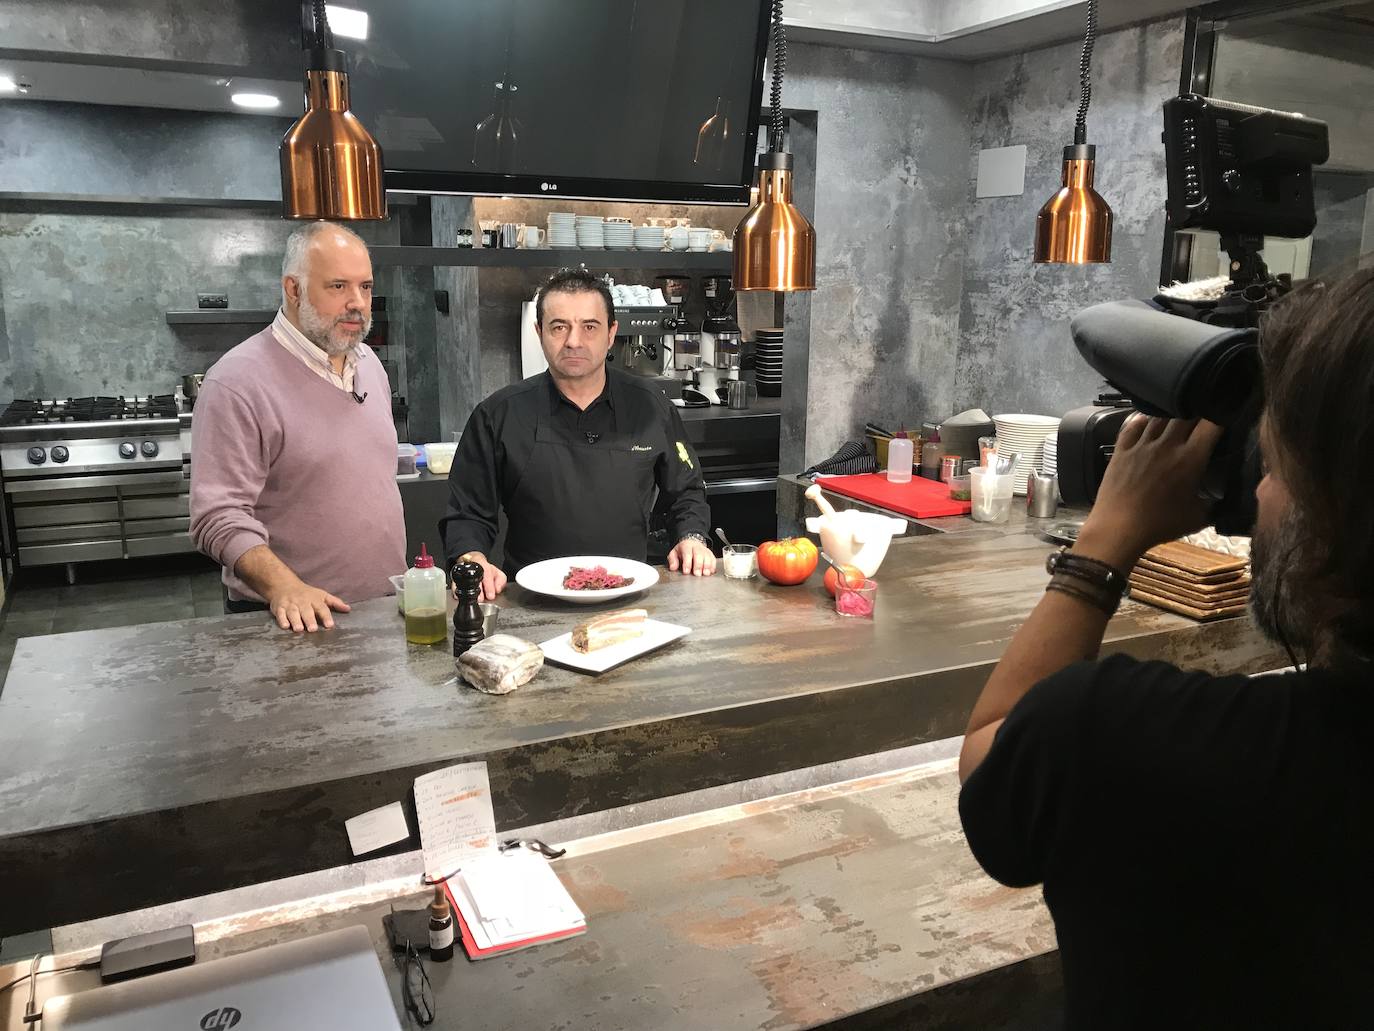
[200,1007,242,1029]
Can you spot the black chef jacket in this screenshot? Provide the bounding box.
[440,369,711,574]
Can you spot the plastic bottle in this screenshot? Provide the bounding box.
[428,885,455,962]
[886,426,914,484]
[921,427,944,480]
[404,543,448,645]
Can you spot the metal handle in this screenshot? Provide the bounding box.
[3,470,188,494]
[704,477,776,496]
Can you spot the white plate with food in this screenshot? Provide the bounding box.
[540,608,690,674]
[515,556,659,603]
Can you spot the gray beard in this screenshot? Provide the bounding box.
[297,295,371,357]
[1248,507,1312,652]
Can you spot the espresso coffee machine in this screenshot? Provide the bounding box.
[609,306,683,399]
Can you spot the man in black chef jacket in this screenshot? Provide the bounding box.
[441,268,715,600]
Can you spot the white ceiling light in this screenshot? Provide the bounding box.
[231,92,281,109]
[325,5,369,40]
[0,75,18,93]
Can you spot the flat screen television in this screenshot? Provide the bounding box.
[342,0,772,204]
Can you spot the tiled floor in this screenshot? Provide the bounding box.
[0,555,224,692]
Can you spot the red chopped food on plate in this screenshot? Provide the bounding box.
[563,565,635,591]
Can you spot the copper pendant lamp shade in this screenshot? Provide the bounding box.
[1034,144,1113,264]
[734,152,816,291]
[732,0,815,292]
[280,3,386,221]
[1033,0,1111,264]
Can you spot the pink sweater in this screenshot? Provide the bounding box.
[190,328,406,603]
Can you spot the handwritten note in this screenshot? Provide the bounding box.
[344,801,410,857]
[413,761,497,880]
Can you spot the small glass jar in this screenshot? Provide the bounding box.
[835,578,877,619]
[721,544,758,580]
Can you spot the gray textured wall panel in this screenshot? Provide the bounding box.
[953,19,1184,420]
[0,102,290,202]
[0,0,297,73]
[784,43,974,466]
[0,208,399,401]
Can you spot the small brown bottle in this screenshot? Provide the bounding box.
[428,885,455,961]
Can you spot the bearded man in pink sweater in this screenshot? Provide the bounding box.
[190,222,405,632]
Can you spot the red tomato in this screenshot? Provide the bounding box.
[823,564,865,597]
[757,538,820,586]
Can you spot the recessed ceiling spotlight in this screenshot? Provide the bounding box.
[231,92,281,109]
[325,5,369,40]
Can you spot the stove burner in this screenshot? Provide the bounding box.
[0,395,179,426]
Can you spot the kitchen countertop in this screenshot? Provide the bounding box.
[0,516,1283,934]
[2,762,1060,1030]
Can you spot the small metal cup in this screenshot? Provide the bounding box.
[1027,471,1059,518]
[480,603,499,639]
[726,380,757,410]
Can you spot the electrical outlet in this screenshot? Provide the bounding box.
[197,292,229,309]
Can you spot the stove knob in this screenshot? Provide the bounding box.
[26,446,47,465]
[119,441,137,459]
[140,440,160,458]
[50,445,69,464]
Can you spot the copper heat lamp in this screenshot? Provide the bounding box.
[733,0,815,291]
[280,0,386,220]
[1034,0,1112,263]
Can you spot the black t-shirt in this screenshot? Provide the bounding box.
[960,654,1374,1029]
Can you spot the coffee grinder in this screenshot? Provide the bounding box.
[701,275,742,393]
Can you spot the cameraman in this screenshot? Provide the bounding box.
[958,268,1374,1028]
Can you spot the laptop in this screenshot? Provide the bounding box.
[41,925,402,1030]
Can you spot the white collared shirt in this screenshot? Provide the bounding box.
[270,309,360,394]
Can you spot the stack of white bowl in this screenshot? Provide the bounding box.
[992,414,1062,495]
[575,215,605,249]
[633,224,665,251]
[547,212,576,248]
[603,218,634,249]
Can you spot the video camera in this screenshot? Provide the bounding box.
[1059,94,1329,535]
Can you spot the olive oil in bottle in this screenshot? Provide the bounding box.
[404,543,448,646]
[405,607,449,646]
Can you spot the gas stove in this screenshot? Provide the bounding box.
[0,396,186,477]
[0,395,194,573]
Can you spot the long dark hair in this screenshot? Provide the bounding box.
[1259,264,1374,667]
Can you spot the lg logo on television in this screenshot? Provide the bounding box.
[200,1007,242,1029]
[540,181,559,191]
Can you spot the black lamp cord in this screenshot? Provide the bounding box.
[310,0,333,50]
[1074,0,1098,146]
[768,0,787,153]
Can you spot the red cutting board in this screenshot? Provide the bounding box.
[820,473,972,519]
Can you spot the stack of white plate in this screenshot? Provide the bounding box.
[547,212,576,248]
[754,328,784,397]
[993,414,1062,495]
[1042,433,1058,480]
[603,218,634,249]
[575,215,605,249]
[633,225,665,251]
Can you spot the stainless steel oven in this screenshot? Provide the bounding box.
[0,397,192,579]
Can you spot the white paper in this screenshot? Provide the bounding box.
[343,801,410,857]
[976,145,1028,198]
[453,850,585,948]
[412,762,497,880]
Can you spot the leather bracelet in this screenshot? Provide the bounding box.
[1047,576,1122,617]
[1046,547,1130,594]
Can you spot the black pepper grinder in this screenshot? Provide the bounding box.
[452,561,485,659]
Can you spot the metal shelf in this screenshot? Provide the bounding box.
[369,246,734,270]
[166,310,389,325]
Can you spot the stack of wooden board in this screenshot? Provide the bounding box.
[1129,541,1250,622]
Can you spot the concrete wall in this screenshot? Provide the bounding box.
[784,43,974,466]
[952,17,1185,419]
